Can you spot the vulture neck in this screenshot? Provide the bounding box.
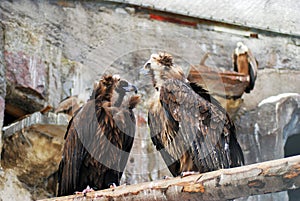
[112,91,125,107]
[150,90,162,113]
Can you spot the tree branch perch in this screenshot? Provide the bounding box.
[41,155,300,201]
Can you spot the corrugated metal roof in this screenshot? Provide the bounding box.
[107,0,300,36]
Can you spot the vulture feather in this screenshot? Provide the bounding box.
[233,42,258,93]
[57,75,140,196]
[144,53,244,176]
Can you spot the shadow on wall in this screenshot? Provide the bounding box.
[285,134,300,201]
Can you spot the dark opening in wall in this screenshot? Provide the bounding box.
[3,103,28,127]
[3,112,17,127]
[3,85,46,127]
[284,134,300,201]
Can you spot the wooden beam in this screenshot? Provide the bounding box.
[40,155,300,201]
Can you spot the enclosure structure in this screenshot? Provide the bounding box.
[0,0,300,200]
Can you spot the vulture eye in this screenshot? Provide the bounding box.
[118,80,128,87]
[144,63,151,69]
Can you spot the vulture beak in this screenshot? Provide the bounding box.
[140,60,152,75]
[123,82,138,94]
[139,66,150,75]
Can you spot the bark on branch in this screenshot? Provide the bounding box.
[41,155,300,201]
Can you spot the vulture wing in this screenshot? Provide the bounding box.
[57,101,95,196]
[148,106,181,176]
[245,49,258,93]
[233,52,238,73]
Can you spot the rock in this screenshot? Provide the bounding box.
[235,93,300,201]
[0,24,5,97]
[243,69,300,110]
[3,19,47,103]
[125,7,135,14]
[0,24,5,169]
[115,7,129,15]
[2,21,56,114]
[5,51,46,95]
[0,1,300,200]
[1,15,65,112]
[237,93,300,164]
[1,112,69,200]
[0,96,4,166]
[0,169,32,201]
[256,93,300,160]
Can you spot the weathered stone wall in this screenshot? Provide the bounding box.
[236,94,300,201]
[2,1,299,108]
[1,112,69,200]
[0,0,299,200]
[0,21,6,167]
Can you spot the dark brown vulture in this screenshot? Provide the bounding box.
[143,53,244,177]
[233,42,258,93]
[57,75,140,196]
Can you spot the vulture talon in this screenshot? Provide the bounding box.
[163,175,172,180]
[109,183,117,189]
[75,185,94,196]
[180,171,199,178]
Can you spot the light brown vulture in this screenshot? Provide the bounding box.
[143,53,244,177]
[57,75,140,196]
[233,42,258,93]
[55,96,83,117]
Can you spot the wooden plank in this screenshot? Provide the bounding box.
[187,65,249,98]
[40,155,300,201]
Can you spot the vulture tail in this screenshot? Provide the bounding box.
[229,135,245,167]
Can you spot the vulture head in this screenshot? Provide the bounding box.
[235,42,249,55]
[91,75,138,107]
[143,52,186,90]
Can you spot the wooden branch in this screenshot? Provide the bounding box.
[41,155,300,201]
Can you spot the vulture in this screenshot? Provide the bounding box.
[143,53,244,177]
[57,75,140,196]
[233,42,258,93]
[55,96,83,117]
